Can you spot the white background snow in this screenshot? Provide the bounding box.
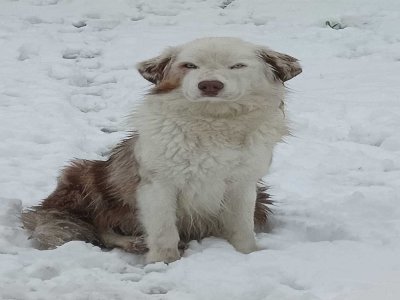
[1,0,400,299]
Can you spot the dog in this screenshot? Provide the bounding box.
[22,37,302,263]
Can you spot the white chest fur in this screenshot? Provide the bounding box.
[133,99,287,218]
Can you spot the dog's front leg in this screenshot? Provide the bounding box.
[136,181,180,263]
[221,181,258,254]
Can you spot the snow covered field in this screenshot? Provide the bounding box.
[1,0,400,299]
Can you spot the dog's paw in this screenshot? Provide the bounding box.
[230,236,258,254]
[120,236,149,254]
[146,247,180,264]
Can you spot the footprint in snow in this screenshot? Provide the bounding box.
[141,285,170,295]
[62,48,101,60]
[72,20,87,28]
[69,94,107,113]
[27,265,60,280]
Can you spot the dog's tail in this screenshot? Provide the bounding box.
[21,206,101,250]
[254,181,273,232]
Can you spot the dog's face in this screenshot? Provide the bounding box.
[137,37,301,103]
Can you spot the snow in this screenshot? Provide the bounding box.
[1,0,400,299]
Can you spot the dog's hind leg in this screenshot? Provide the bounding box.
[100,231,148,254]
[99,232,188,256]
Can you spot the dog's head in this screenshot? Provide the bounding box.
[137,37,302,103]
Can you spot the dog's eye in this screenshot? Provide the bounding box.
[230,63,247,69]
[182,63,198,69]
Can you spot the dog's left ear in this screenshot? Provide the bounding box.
[136,47,178,84]
[257,48,302,82]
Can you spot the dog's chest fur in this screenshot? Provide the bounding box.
[134,100,286,218]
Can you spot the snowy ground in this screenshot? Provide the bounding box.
[1,0,400,299]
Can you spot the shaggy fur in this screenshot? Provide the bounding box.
[22,134,271,254]
[22,37,301,263]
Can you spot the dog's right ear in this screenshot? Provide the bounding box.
[136,47,178,84]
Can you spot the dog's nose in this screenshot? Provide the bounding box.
[198,80,224,96]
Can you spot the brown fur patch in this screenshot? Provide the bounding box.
[138,56,171,84]
[150,66,186,94]
[40,133,143,238]
[258,49,302,82]
[136,48,178,84]
[254,181,273,231]
[152,77,182,94]
[151,74,182,94]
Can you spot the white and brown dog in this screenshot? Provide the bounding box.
[22,37,302,263]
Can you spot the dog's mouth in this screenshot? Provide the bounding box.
[201,91,219,97]
[194,95,231,102]
[184,92,244,103]
[182,82,244,103]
